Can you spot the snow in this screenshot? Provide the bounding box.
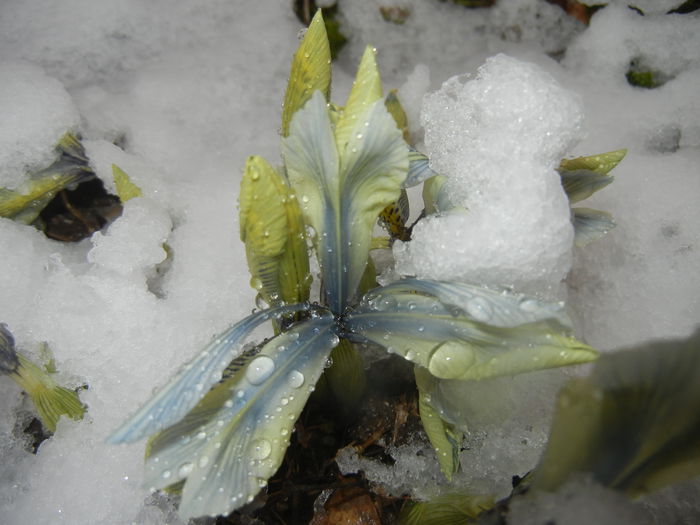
[395,54,582,293]
[0,0,699,523]
[0,61,80,189]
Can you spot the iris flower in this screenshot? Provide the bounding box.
[109,12,597,519]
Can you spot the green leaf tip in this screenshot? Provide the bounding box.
[112,164,143,202]
[11,353,85,433]
[559,149,627,176]
[281,9,331,137]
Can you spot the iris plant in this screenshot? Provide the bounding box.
[109,12,599,519]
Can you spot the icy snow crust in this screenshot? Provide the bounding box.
[0,1,699,523]
[395,54,581,292]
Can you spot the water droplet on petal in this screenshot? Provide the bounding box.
[519,299,540,313]
[178,462,194,477]
[246,356,275,385]
[428,341,475,379]
[466,297,493,323]
[250,438,272,460]
[287,370,305,388]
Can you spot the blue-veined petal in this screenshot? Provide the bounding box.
[343,291,596,381]
[143,314,339,519]
[375,278,572,328]
[339,98,408,310]
[403,148,438,188]
[573,207,616,247]
[107,303,311,444]
[283,90,408,313]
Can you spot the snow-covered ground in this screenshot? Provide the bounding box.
[0,1,698,523]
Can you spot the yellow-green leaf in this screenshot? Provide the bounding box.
[415,366,461,480]
[112,164,142,202]
[10,353,85,433]
[239,155,310,305]
[281,9,331,137]
[559,149,627,175]
[334,45,383,151]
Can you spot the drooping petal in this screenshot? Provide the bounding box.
[343,291,596,381]
[144,314,339,519]
[376,278,572,328]
[107,304,311,444]
[281,10,331,137]
[573,207,616,247]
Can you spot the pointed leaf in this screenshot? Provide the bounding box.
[343,290,596,381]
[144,315,338,519]
[559,169,614,204]
[112,164,143,202]
[559,149,626,176]
[281,10,331,137]
[415,366,461,480]
[533,329,700,496]
[573,207,616,247]
[10,353,85,432]
[107,303,311,444]
[334,45,383,151]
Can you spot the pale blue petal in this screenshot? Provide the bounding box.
[375,278,571,328]
[143,314,338,519]
[107,303,311,444]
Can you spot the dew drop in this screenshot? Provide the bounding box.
[519,299,540,313]
[428,341,475,379]
[287,370,305,388]
[224,400,234,408]
[250,438,272,460]
[178,462,194,477]
[246,356,275,385]
[466,297,493,323]
[162,470,172,480]
[198,456,210,468]
[197,431,207,440]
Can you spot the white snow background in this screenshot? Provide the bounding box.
[0,1,699,523]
